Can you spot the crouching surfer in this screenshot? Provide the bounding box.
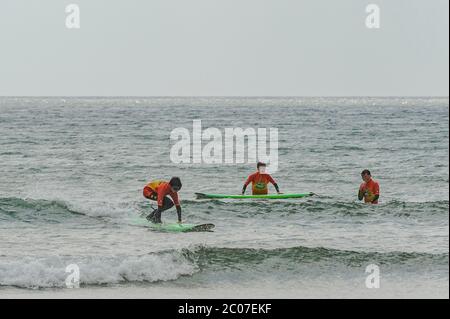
[143,177,182,224]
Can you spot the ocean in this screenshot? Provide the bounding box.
[0,97,448,298]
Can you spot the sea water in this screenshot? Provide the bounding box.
[0,97,448,298]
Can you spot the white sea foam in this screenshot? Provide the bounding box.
[0,253,197,288]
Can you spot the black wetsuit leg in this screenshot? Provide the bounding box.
[147,196,174,223]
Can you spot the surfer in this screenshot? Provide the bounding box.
[358,169,380,204]
[143,177,183,224]
[242,162,281,195]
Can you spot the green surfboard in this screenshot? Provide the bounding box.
[130,216,215,232]
[195,192,314,199]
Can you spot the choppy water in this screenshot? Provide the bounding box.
[0,97,448,298]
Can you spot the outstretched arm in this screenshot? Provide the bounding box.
[268,175,281,194]
[273,183,280,193]
[176,205,182,223]
[242,174,253,194]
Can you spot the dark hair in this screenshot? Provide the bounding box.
[361,169,371,176]
[169,177,182,190]
[257,162,266,169]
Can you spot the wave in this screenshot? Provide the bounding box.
[182,245,449,269]
[281,199,450,217]
[0,197,138,223]
[1,245,447,289]
[1,195,448,225]
[0,252,197,289]
[330,145,365,151]
[185,198,449,218]
[0,197,86,223]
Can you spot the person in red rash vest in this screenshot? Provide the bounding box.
[242,162,281,195]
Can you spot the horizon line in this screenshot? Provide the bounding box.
[0,95,449,99]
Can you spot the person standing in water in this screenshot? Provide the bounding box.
[143,177,183,223]
[358,169,380,204]
[242,162,281,195]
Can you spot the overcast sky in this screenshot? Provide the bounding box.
[0,0,448,96]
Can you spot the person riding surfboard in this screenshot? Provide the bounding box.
[143,177,183,224]
[242,162,281,195]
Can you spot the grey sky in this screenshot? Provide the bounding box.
[0,0,448,96]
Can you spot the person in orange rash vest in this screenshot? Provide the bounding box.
[358,169,380,204]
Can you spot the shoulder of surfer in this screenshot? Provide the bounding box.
[248,171,259,178]
[372,180,380,190]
